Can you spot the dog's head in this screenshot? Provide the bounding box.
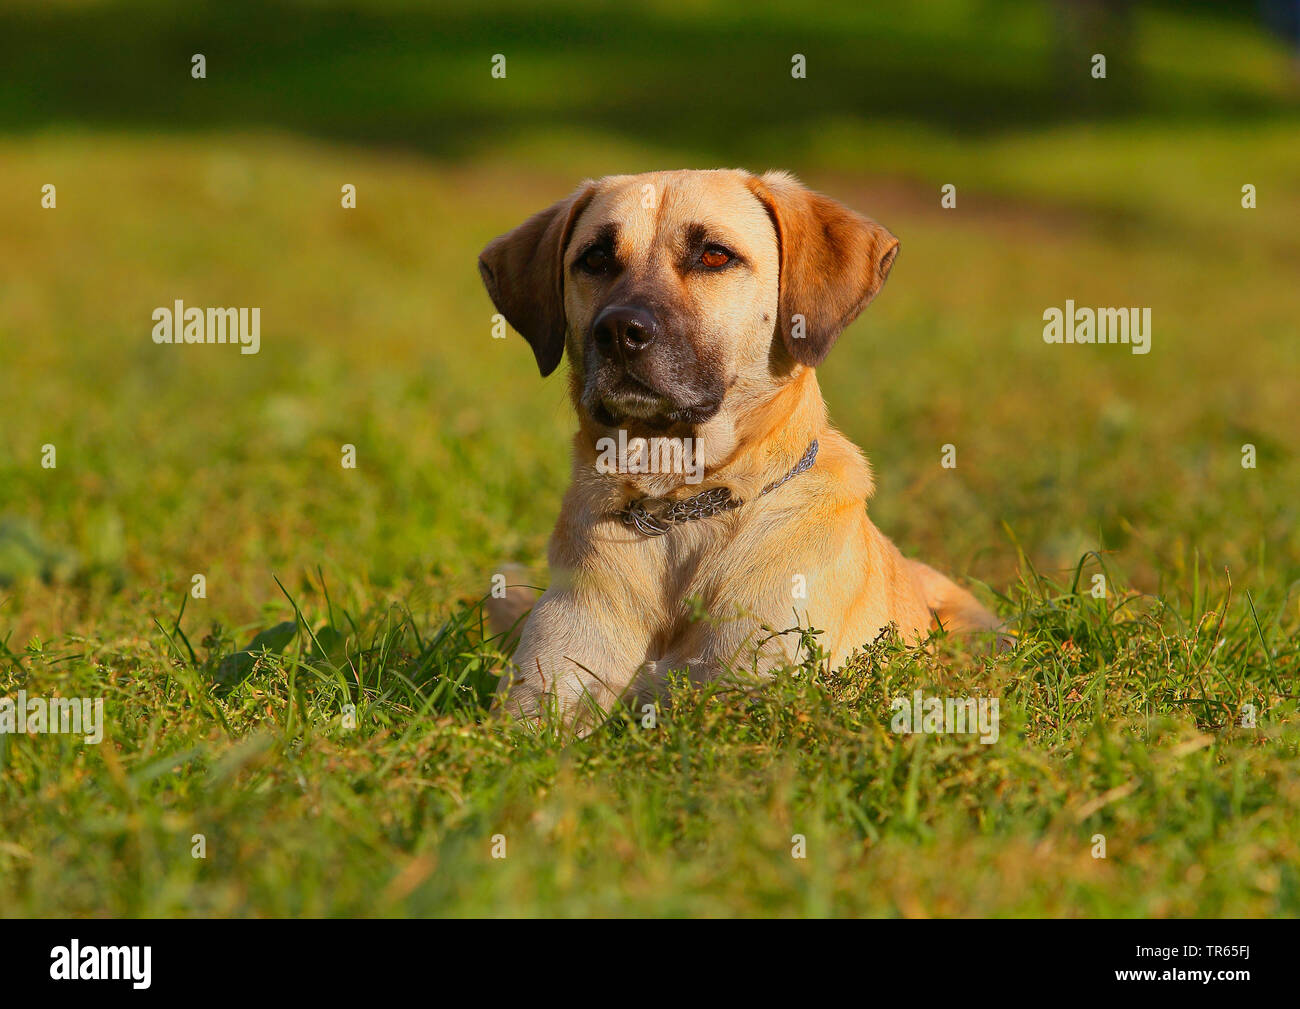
[478,169,898,434]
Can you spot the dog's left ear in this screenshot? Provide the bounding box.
[478,182,596,377]
[747,170,899,367]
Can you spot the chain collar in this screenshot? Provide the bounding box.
[616,440,819,537]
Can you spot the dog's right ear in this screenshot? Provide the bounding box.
[477,182,596,377]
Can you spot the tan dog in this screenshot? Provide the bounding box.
[479,169,1000,733]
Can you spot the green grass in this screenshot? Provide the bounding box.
[3,561,1298,916]
[1,0,1299,916]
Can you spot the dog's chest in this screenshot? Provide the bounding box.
[642,516,797,664]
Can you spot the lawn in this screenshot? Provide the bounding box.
[0,0,1297,916]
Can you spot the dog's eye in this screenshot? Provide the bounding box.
[580,246,613,273]
[700,247,731,269]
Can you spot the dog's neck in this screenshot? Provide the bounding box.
[574,367,830,504]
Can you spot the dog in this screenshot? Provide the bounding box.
[478,169,1001,734]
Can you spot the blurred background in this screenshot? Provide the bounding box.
[2,0,1298,644]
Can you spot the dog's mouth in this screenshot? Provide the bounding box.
[585,374,721,430]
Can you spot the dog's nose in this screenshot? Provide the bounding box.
[592,305,657,360]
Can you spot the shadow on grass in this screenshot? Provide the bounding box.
[1,0,1294,162]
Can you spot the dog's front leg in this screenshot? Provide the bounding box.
[496,583,649,737]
